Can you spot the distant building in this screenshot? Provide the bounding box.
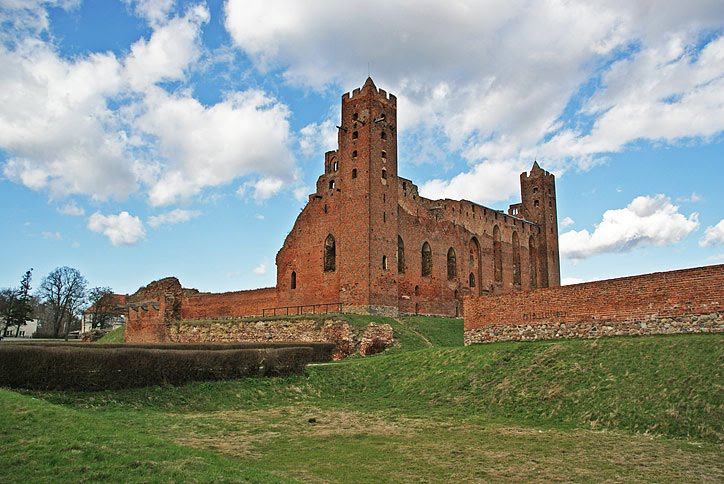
[1,318,39,338]
[81,294,127,334]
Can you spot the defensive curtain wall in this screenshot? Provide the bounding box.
[464,264,724,344]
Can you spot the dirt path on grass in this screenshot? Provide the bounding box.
[394,317,433,347]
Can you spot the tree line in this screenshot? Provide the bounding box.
[1,267,120,338]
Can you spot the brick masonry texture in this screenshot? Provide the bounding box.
[464,264,724,344]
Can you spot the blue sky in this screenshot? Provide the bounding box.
[1,0,723,294]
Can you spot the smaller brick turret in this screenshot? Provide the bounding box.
[519,161,560,287]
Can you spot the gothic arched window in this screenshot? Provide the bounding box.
[324,234,336,272]
[421,242,432,277]
[447,247,457,280]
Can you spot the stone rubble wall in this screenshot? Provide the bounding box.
[464,264,724,344]
[168,317,394,359]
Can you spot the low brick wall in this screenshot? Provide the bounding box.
[169,317,394,359]
[181,287,277,319]
[464,264,724,344]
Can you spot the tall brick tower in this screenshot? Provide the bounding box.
[337,77,399,315]
[519,161,560,287]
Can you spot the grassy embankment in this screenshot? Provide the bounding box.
[2,314,721,482]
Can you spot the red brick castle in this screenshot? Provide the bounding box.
[126,78,560,329]
[274,77,559,316]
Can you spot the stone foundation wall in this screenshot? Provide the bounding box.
[465,313,723,344]
[168,317,394,359]
[464,264,724,344]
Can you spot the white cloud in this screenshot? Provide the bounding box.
[140,89,295,205]
[254,214,265,220]
[420,160,522,205]
[299,119,337,157]
[707,253,724,262]
[58,201,85,216]
[124,5,209,90]
[225,0,724,203]
[238,177,286,203]
[253,262,267,275]
[87,211,146,246]
[560,217,575,228]
[677,192,703,203]
[293,186,310,202]
[560,194,699,259]
[148,208,201,228]
[41,231,62,240]
[125,0,175,27]
[0,2,297,212]
[699,219,724,247]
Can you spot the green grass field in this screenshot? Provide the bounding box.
[2,316,722,482]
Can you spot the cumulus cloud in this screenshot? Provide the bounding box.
[124,5,209,90]
[140,89,294,205]
[148,208,201,228]
[560,217,575,228]
[125,0,175,27]
[420,160,521,204]
[699,219,724,247]
[225,0,724,203]
[299,119,337,157]
[560,194,699,259]
[58,201,85,216]
[87,211,146,246]
[0,2,297,210]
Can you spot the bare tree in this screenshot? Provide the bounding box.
[86,286,118,329]
[38,267,88,338]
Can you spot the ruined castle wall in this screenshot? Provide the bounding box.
[181,287,278,319]
[125,300,167,343]
[396,178,539,316]
[275,189,341,309]
[168,317,394,359]
[464,264,724,344]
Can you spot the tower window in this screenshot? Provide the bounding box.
[533,187,539,193]
[381,150,386,159]
[383,212,386,223]
[382,255,388,270]
[352,113,358,121]
[352,168,357,179]
[534,200,539,207]
[493,225,502,284]
[381,131,387,140]
[352,150,357,158]
[421,242,432,277]
[352,131,358,139]
[333,161,338,171]
[469,273,475,287]
[291,271,297,290]
[381,169,387,179]
[447,247,457,280]
[398,236,405,273]
[329,180,335,189]
[324,234,336,272]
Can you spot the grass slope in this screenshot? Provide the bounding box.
[95,326,125,343]
[2,315,722,482]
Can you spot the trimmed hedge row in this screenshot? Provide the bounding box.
[9,341,336,362]
[0,345,312,391]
